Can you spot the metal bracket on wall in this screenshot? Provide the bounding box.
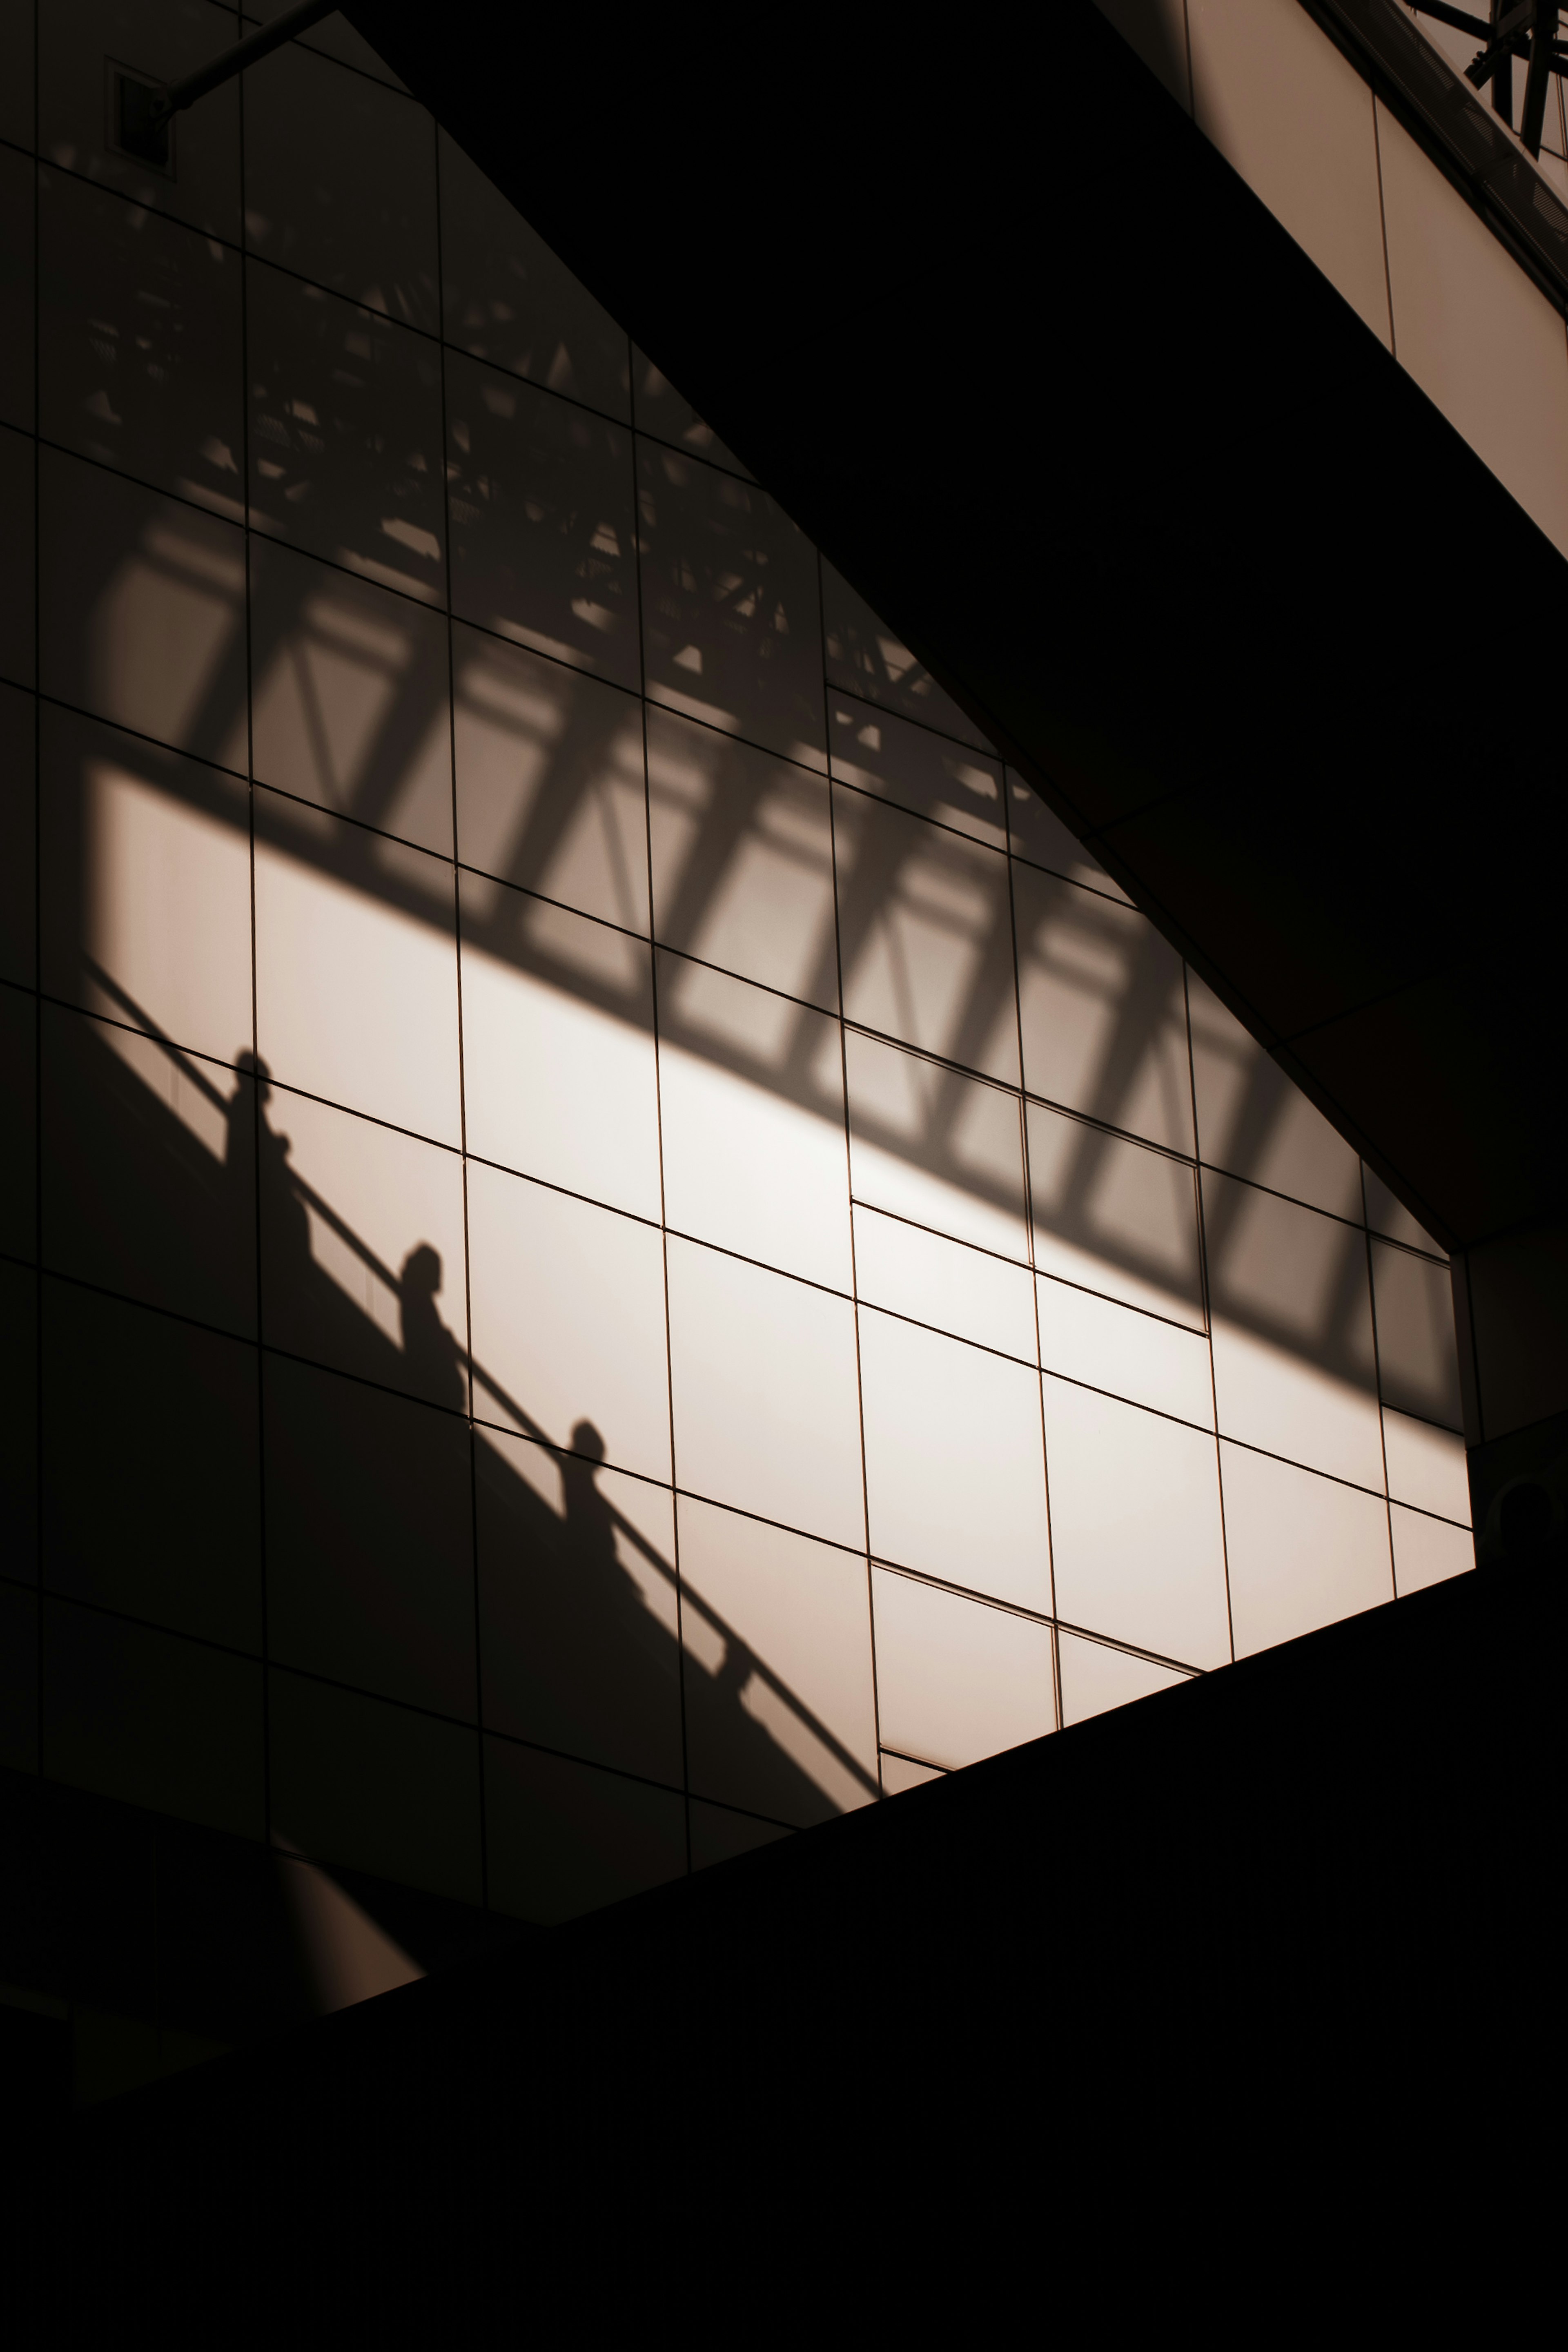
[111,0,342,173]
[1301,0,1568,316]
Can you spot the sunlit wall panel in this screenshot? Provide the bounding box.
[0,0,1475,1977]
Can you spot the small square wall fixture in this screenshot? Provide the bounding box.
[107,63,176,176]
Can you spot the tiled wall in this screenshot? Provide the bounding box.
[0,0,1472,1929]
[1100,0,1568,558]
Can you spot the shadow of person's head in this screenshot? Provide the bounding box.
[570,1420,605,1466]
[234,1048,274,1106]
[401,1242,443,1300]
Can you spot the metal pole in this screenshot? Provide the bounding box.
[148,0,342,125]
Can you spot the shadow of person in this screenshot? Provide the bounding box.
[399,1244,465,1413]
[558,1420,617,1567]
[228,1050,309,1271]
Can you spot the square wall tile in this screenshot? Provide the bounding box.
[1007,780,1128,899]
[447,350,638,688]
[484,1734,686,1924]
[40,705,252,1066]
[39,167,244,515]
[844,1029,1029,1263]
[658,954,851,1292]
[1220,1440,1393,1659]
[259,1084,468,1410]
[476,1425,682,1786]
[1038,1277,1214,1429]
[42,1279,261,1650]
[647,707,836,1008]
[244,44,437,330]
[1203,1168,1384,1491]
[821,560,989,750]
[871,1569,1056,1771]
[467,1159,670,1482]
[1056,1631,1190,1727]
[0,1262,39,1587]
[0,144,35,434]
[41,1004,258,1338]
[1381,1408,1469,1525]
[1013,861,1193,1155]
[461,878,661,1221]
[1371,1239,1463,1431]
[854,1205,1036,1363]
[254,789,461,1145]
[1043,1375,1231,1668]
[638,443,825,768]
[0,983,35,1262]
[265,1355,476,1720]
[666,1236,863,1550]
[439,130,629,422]
[1189,972,1361,1219]
[247,260,445,603]
[43,1598,264,1838]
[40,0,243,242]
[454,625,647,931]
[0,682,37,987]
[829,694,1004,848]
[678,1493,877,1827]
[837,787,1019,1086]
[269,1669,481,1904]
[860,1307,1051,1612]
[0,427,33,690]
[250,538,452,854]
[38,448,247,762]
[1029,1102,1204,1329]
[1391,1503,1473,1597]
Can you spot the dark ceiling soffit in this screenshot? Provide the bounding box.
[1303,0,1568,317]
[340,2,1568,1256]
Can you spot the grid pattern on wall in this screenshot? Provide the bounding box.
[0,0,1473,1922]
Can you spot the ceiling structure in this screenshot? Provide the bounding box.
[346,0,1568,1262]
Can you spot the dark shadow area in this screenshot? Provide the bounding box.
[23,1549,1559,2321]
[22,986,866,2051]
[0,1764,525,2125]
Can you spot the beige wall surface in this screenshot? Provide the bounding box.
[0,0,1471,1974]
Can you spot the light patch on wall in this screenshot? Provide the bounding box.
[678,1495,878,1821]
[1209,1312,1384,1494]
[254,832,463,1148]
[870,1568,1057,1771]
[658,1014,852,1292]
[459,932,662,1222]
[86,758,253,1066]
